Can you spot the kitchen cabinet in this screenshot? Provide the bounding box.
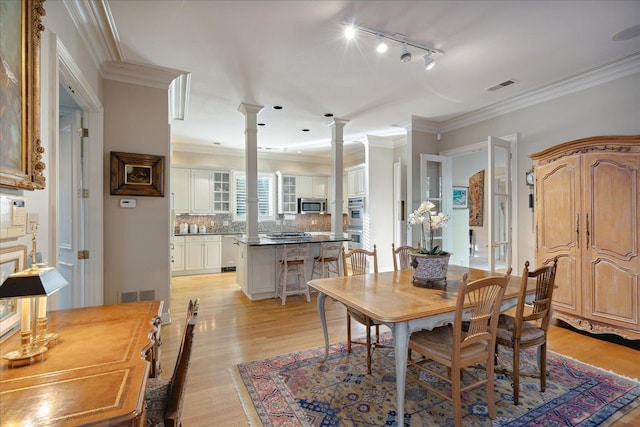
[276,172,329,214]
[171,167,231,214]
[532,135,640,339]
[173,235,222,276]
[172,236,185,272]
[347,165,366,196]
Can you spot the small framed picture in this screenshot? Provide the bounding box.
[1,245,27,338]
[110,152,165,197]
[453,186,469,209]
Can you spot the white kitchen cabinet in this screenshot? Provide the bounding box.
[191,169,213,214]
[212,172,231,212]
[312,176,328,198]
[237,243,277,299]
[185,236,205,270]
[347,166,366,196]
[204,235,222,270]
[172,168,191,213]
[172,236,185,272]
[296,175,313,198]
[276,172,298,214]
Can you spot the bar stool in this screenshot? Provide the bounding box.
[276,244,310,305]
[311,243,343,279]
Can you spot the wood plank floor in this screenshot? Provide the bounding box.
[163,273,640,426]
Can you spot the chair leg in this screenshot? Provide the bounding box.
[452,368,463,427]
[486,359,497,419]
[512,341,520,405]
[540,342,547,392]
[366,322,372,374]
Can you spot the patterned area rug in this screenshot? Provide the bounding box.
[232,336,640,426]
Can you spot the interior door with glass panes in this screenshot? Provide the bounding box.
[487,136,512,273]
[419,154,452,253]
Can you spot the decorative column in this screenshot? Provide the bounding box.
[329,118,349,238]
[238,103,264,243]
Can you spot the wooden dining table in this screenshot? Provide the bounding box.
[307,265,534,423]
[0,300,163,426]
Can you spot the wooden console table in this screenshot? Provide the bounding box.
[0,300,163,426]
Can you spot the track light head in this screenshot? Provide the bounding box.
[400,43,412,63]
[423,52,436,70]
[376,34,388,53]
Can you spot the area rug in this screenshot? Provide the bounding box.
[231,336,640,426]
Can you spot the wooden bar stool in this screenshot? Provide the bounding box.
[311,242,343,279]
[276,244,310,305]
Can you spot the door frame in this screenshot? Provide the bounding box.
[48,35,104,307]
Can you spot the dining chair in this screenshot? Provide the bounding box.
[145,298,199,427]
[311,242,343,279]
[495,258,557,405]
[341,244,384,374]
[392,243,418,271]
[407,270,511,427]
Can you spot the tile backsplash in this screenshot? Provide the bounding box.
[175,213,348,234]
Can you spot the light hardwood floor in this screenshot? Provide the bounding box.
[163,272,640,426]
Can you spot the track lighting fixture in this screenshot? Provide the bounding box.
[400,43,412,63]
[343,22,444,71]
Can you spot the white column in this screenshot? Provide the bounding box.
[329,118,349,238]
[238,103,263,243]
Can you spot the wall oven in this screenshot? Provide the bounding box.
[348,228,363,251]
[298,198,327,214]
[347,196,364,228]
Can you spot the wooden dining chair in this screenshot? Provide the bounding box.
[341,244,383,374]
[407,271,511,427]
[495,258,557,405]
[392,243,418,271]
[145,298,199,427]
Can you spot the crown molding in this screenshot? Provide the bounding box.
[439,52,640,133]
[172,142,336,164]
[63,0,123,67]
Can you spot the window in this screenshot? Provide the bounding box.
[233,173,275,221]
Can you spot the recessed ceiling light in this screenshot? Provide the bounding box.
[272,105,283,110]
[296,150,303,154]
[265,147,272,150]
[213,142,221,145]
[302,129,310,132]
[324,113,334,118]
[258,123,265,126]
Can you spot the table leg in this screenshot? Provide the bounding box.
[392,321,410,425]
[317,292,329,362]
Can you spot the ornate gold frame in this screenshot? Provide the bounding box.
[0,0,47,190]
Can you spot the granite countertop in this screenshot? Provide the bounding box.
[175,232,244,236]
[236,234,351,246]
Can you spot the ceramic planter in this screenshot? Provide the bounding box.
[410,253,451,287]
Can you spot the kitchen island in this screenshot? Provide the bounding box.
[236,233,351,300]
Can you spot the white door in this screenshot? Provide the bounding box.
[487,136,512,273]
[393,160,406,246]
[419,154,453,252]
[58,109,86,308]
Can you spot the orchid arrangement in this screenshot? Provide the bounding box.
[408,201,450,255]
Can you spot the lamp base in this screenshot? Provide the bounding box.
[3,346,48,367]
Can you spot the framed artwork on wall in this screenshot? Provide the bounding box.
[0,245,27,339]
[0,0,47,190]
[110,152,165,197]
[453,187,468,209]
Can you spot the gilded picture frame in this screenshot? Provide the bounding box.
[110,151,165,197]
[0,0,47,190]
[0,245,27,339]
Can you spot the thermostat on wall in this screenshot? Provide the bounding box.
[120,198,136,208]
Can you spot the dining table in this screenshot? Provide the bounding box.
[307,264,535,423]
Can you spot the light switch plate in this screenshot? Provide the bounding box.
[120,198,136,208]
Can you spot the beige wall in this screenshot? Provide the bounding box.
[440,73,640,269]
[103,79,171,308]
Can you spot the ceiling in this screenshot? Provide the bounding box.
[103,1,640,159]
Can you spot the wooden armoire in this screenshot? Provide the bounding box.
[531,135,639,339]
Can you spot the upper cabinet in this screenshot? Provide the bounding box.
[276,172,329,214]
[172,167,231,214]
[346,165,366,197]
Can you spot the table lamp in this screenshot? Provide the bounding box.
[0,224,68,364]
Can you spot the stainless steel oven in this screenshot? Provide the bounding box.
[347,196,364,228]
[348,228,363,251]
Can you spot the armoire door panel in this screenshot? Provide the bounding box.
[587,258,639,329]
[537,159,580,252]
[552,254,581,313]
[585,154,638,261]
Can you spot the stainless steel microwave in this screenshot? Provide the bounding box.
[298,198,327,214]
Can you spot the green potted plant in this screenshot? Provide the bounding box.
[408,201,451,286]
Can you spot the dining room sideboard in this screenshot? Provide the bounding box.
[531,135,640,339]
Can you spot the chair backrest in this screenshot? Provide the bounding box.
[280,244,309,265]
[392,243,418,271]
[165,298,199,427]
[342,245,378,275]
[319,243,343,262]
[514,258,558,336]
[454,270,510,355]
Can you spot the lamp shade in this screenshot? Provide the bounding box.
[0,267,68,299]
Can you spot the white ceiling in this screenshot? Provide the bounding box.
[103,0,640,159]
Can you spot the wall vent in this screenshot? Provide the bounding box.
[487,79,518,92]
[139,290,156,301]
[121,291,138,303]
